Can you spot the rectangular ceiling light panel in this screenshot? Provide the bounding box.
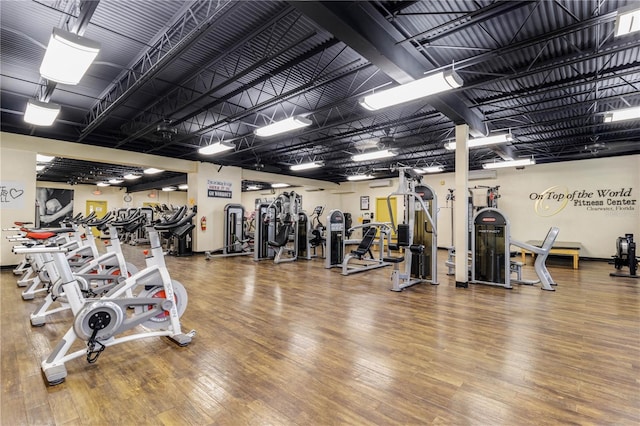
[615,7,640,36]
[351,149,396,162]
[359,70,463,111]
[290,161,323,171]
[24,99,60,126]
[483,158,535,169]
[255,116,312,137]
[40,28,101,85]
[604,106,640,122]
[198,142,235,155]
[347,174,374,181]
[143,168,164,174]
[444,134,513,150]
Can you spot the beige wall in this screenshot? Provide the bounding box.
[332,156,640,259]
[0,148,36,265]
[189,162,243,252]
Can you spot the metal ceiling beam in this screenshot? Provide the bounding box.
[474,65,640,107]
[144,49,371,154]
[39,0,100,102]
[79,0,236,142]
[396,1,535,46]
[452,10,618,73]
[116,5,297,147]
[291,0,486,136]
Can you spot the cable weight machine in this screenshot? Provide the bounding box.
[384,168,439,291]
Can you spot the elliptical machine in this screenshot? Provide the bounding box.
[610,234,639,278]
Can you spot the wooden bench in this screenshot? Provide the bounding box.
[520,240,582,269]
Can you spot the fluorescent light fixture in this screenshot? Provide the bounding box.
[416,166,445,173]
[124,173,142,180]
[615,6,640,37]
[178,184,188,190]
[483,158,535,169]
[444,133,513,150]
[40,28,100,85]
[347,174,374,181]
[247,185,261,191]
[255,116,312,137]
[352,149,396,162]
[162,186,177,192]
[359,69,463,111]
[271,183,290,188]
[36,164,46,172]
[290,161,324,171]
[144,168,164,175]
[108,178,124,184]
[198,141,235,155]
[36,154,55,162]
[97,182,110,187]
[603,106,640,122]
[24,99,60,126]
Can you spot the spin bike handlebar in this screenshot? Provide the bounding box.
[110,211,143,227]
[77,212,97,224]
[85,211,113,227]
[153,205,186,226]
[154,207,195,230]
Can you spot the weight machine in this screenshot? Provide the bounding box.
[255,191,309,264]
[325,209,345,269]
[308,206,326,258]
[471,208,559,291]
[205,204,254,259]
[610,234,639,278]
[324,208,391,275]
[254,202,277,261]
[340,222,393,276]
[384,168,439,291]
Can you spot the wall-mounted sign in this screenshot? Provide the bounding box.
[0,181,25,209]
[529,185,636,216]
[207,179,232,199]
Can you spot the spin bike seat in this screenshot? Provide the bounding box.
[25,229,72,240]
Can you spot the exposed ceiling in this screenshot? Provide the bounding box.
[1,0,639,191]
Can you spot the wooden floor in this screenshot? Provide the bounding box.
[1,246,639,425]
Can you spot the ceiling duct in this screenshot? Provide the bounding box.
[369,179,393,188]
[469,169,497,180]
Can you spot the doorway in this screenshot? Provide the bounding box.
[375,196,397,242]
[86,200,107,237]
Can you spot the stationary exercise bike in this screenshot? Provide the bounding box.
[610,234,639,278]
[13,206,196,385]
[27,211,142,326]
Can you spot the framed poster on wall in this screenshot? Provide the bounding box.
[36,187,74,227]
[360,195,370,210]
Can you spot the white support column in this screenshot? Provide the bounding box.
[454,124,470,287]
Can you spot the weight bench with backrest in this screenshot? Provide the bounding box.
[350,227,377,259]
[341,226,391,275]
